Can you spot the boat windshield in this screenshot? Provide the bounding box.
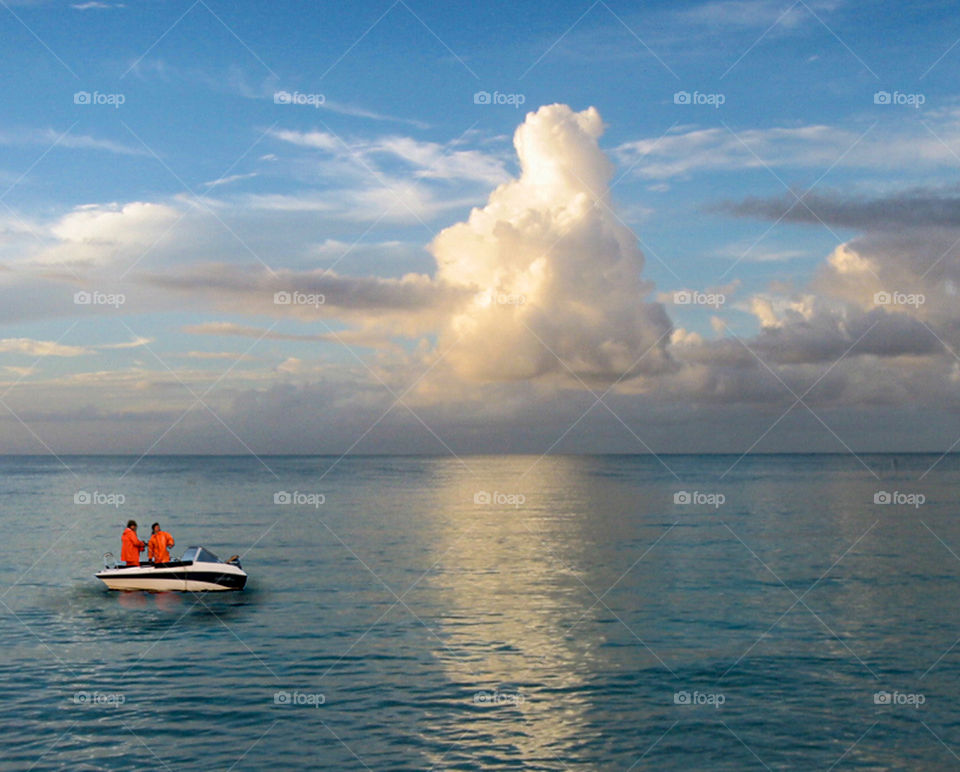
[181,546,221,564]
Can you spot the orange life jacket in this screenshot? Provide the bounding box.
[121,527,145,566]
[148,530,175,563]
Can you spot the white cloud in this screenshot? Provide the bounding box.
[71,1,123,9]
[276,357,303,374]
[317,100,430,129]
[431,104,674,382]
[237,186,477,223]
[0,129,144,156]
[713,241,811,263]
[0,338,92,357]
[178,351,258,361]
[98,337,153,350]
[0,336,150,360]
[269,129,340,152]
[680,0,829,29]
[31,201,180,269]
[616,115,960,180]
[203,172,259,188]
[267,128,510,187]
[182,321,404,350]
[3,365,36,376]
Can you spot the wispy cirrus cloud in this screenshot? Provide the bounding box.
[71,1,124,9]
[126,59,429,128]
[0,336,152,357]
[0,128,145,156]
[0,338,92,357]
[318,100,431,129]
[183,321,401,349]
[267,128,511,186]
[202,172,259,188]
[678,0,838,30]
[615,114,960,180]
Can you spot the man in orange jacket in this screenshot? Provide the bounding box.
[148,522,175,564]
[121,520,146,566]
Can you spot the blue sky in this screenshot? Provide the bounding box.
[2,0,960,455]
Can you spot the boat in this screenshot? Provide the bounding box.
[96,546,247,592]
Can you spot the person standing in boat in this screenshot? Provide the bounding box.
[148,522,175,564]
[121,520,146,567]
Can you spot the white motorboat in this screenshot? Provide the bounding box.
[96,546,247,592]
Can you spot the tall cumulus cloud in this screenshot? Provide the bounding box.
[431,104,673,383]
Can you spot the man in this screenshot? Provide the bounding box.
[148,522,175,564]
[121,520,146,567]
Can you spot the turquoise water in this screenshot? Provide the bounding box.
[1,454,959,770]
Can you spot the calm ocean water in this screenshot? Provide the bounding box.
[2,453,960,770]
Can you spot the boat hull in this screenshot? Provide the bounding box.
[96,561,246,592]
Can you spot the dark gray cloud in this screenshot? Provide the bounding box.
[751,308,943,365]
[142,264,468,314]
[719,186,960,231]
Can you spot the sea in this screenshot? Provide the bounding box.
[1,453,959,770]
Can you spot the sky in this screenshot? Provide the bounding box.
[1,0,960,456]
